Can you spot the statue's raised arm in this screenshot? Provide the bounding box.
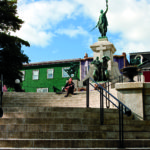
[104,0,108,14]
[97,0,108,37]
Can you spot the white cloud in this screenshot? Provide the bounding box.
[114,39,146,54]
[55,26,88,37]
[13,0,150,54]
[13,0,78,47]
[15,24,54,47]
[108,0,150,40]
[108,0,150,54]
[72,0,150,54]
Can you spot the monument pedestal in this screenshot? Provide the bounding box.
[90,38,121,80]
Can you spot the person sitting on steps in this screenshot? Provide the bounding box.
[64,77,75,97]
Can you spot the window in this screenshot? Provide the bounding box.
[32,70,39,80]
[62,67,74,78]
[21,71,25,81]
[37,88,48,93]
[47,69,54,79]
[62,67,70,78]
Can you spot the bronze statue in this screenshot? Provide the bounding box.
[130,57,141,65]
[91,56,110,81]
[91,0,108,37]
[91,57,101,81]
[101,56,110,80]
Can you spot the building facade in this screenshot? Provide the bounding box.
[21,59,81,92]
[113,53,129,71]
[80,53,93,81]
[5,53,130,92]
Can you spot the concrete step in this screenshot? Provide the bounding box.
[0,147,150,150]
[3,112,131,120]
[0,148,149,150]
[0,117,135,125]
[3,92,85,99]
[0,124,148,132]
[2,91,149,149]
[0,124,149,132]
[0,131,149,139]
[0,139,119,148]
[0,118,100,125]
[3,91,116,108]
[3,95,86,102]
[0,131,118,139]
[0,139,149,148]
[2,107,117,113]
[2,102,87,107]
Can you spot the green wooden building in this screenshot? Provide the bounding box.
[21,58,81,92]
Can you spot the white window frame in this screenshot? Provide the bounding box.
[32,70,39,80]
[47,69,54,79]
[21,71,25,81]
[37,88,48,93]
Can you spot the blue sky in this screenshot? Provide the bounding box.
[12,0,150,63]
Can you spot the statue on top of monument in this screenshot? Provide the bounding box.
[91,0,108,37]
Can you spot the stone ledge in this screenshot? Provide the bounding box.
[144,83,150,88]
[115,82,144,90]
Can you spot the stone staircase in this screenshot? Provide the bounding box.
[1,91,150,149]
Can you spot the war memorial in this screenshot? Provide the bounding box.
[1,0,150,149]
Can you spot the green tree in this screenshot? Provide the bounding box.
[0,0,30,89]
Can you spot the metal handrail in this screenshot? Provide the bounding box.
[84,77,132,148]
[105,75,124,88]
[89,77,131,115]
[100,73,142,109]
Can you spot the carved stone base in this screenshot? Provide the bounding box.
[90,38,121,80]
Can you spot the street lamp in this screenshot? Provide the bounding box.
[15,79,20,84]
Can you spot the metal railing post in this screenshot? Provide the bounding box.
[107,80,110,108]
[105,82,107,108]
[119,103,124,148]
[89,77,131,148]
[100,88,104,125]
[86,78,89,108]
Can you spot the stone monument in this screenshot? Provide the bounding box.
[78,0,120,88]
[90,38,120,80]
[90,0,120,80]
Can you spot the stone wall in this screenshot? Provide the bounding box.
[115,82,150,120]
[143,83,150,120]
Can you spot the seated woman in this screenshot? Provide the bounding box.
[64,77,75,97]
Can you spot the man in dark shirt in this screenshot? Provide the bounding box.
[64,78,75,97]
